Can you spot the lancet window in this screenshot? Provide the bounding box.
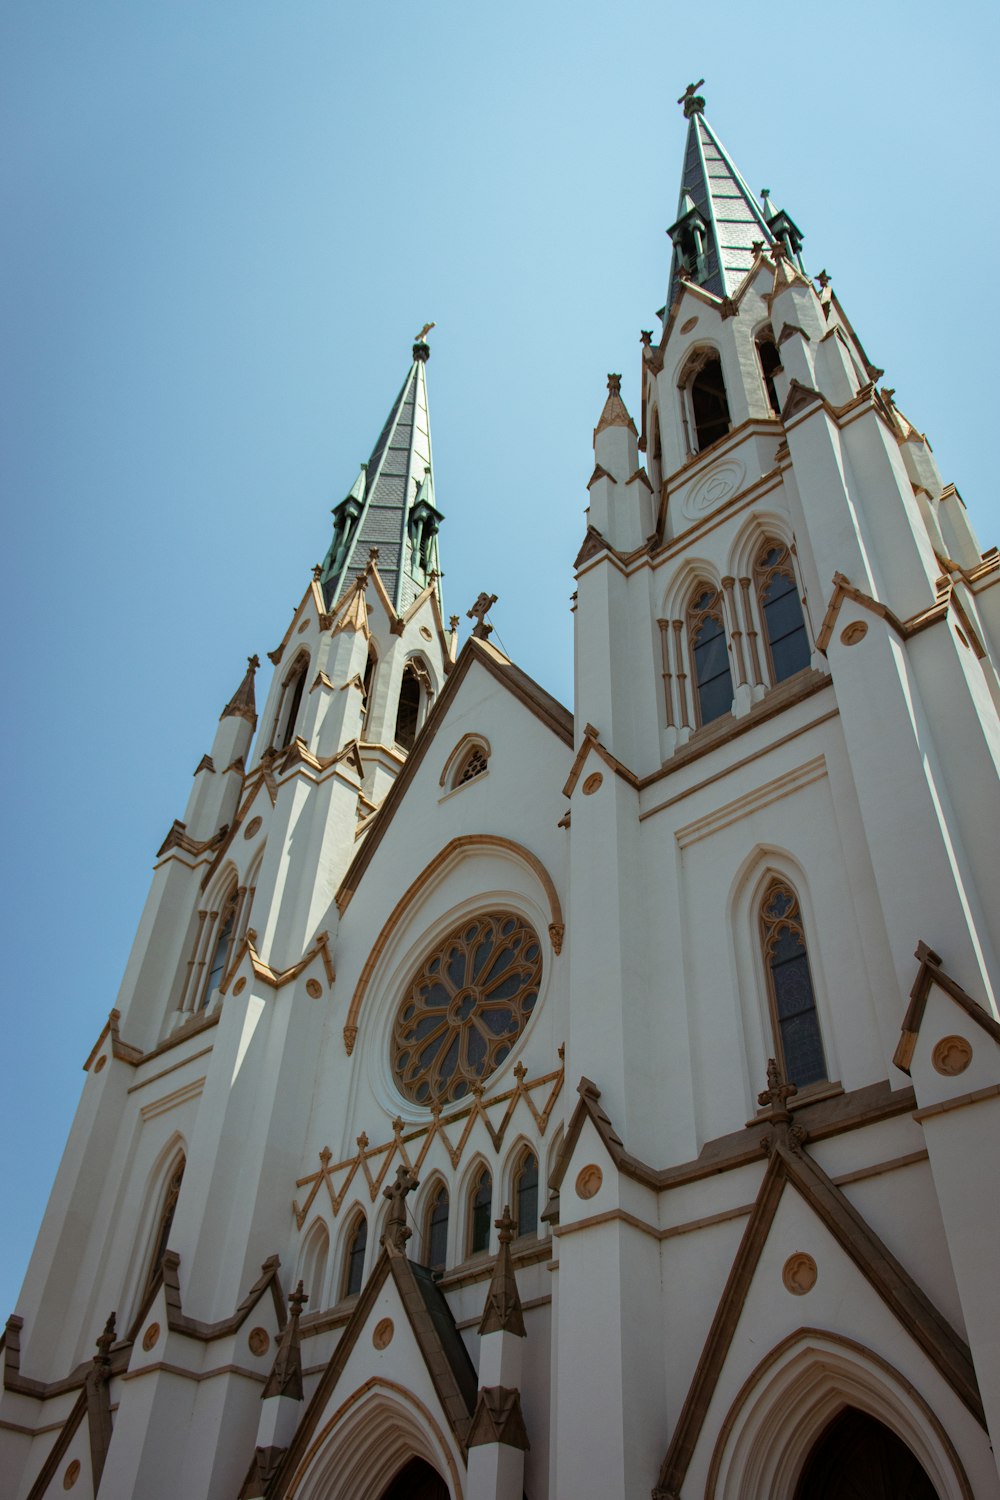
[394,662,423,751]
[276,654,309,750]
[468,1167,493,1256]
[202,883,239,1008]
[342,1213,368,1299]
[425,1184,449,1273]
[754,542,810,683]
[300,1220,329,1310]
[513,1149,539,1238]
[142,1155,185,1302]
[756,328,782,415]
[684,352,731,452]
[361,644,378,729]
[760,879,827,1089]
[687,584,734,726]
[455,744,488,786]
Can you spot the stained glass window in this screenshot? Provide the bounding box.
[760,880,827,1088]
[426,1185,449,1272]
[688,586,734,726]
[395,665,421,751]
[469,1168,493,1255]
[343,1215,367,1298]
[514,1150,539,1237]
[143,1157,184,1300]
[456,746,488,785]
[755,544,810,683]
[203,887,238,1006]
[391,913,542,1106]
[278,658,308,750]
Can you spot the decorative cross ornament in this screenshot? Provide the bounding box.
[677,79,706,118]
[467,592,498,640]
[758,1057,797,1120]
[415,322,436,343]
[94,1312,116,1368]
[381,1164,420,1252]
[247,654,260,673]
[496,1205,517,1245]
[289,1280,308,1321]
[312,563,323,581]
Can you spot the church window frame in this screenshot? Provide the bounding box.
[275,650,310,751]
[140,1150,185,1306]
[198,878,240,1012]
[678,347,732,456]
[394,657,433,753]
[360,643,379,735]
[423,1180,450,1274]
[509,1145,539,1240]
[439,733,492,794]
[754,326,783,416]
[759,877,828,1091]
[687,581,735,727]
[466,1164,493,1258]
[753,541,811,685]
[298,1218,330,1312]
[340,1211,368,1300]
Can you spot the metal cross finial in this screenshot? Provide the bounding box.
[467,592,498,640]
[415,321,436,343]
[381,1164,420,1252]
[677,80,706,118]
[289,1280,309,1320]
[495,1204,517,1245]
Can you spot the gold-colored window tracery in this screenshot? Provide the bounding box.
[391,913,542,1106]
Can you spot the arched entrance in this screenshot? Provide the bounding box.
[379,1457,449,1500]
[794,1407,939,1499]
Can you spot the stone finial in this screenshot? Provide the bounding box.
[221,656,260,726]
[312,563,323,581]
[478,1205,526,1337]
[262,1281,307,1401]
[594,374,638,440]
[677,79,705,118]
[381,1165,420,1253]
[93,1312,116,1371]
[816,268,831,288]
[449,614,460,632]
[640,329,653,347]
[467,592,498,641]
[758,1057,797,1121]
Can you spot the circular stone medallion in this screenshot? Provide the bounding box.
[142,1322,160,1352]
[373,1317,395,1350]
[233,977,247,996]
[244,816,263,840]
[840,621,868,647]
[582,772,603,796]
[94,1054,107,1073]
[63,1460,81,1490]
[248,1327,270,1357]
[782,1252,818,1295]
[306,978,323,999]
[575,1164,603,1200]
[932,1035,973,1076]
[683,459,746,520]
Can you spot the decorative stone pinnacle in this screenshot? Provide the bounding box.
[94,1311,116,1366]
[221,654,260,725]
[381,1164,420,1253]
[367,546,380,567]
[312,563,323,581]
[449,614,460,632]
[607,373,622,395]
[817,268,831,288]
[468,592,498,640]
[677,79,705,118]
[640,330,653,346]
[758,1057,798,1120]
[289,1280,308,1320]
[496,1205,517,1245]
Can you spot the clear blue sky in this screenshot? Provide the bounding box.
[2,0,997,1326]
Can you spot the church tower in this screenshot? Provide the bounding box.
[4,91,1000,1500]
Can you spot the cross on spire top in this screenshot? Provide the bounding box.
[468,592,498,640]
[678,79,705,117]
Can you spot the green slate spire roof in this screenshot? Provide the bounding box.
[319,338,443,615]
[664,90,781,313]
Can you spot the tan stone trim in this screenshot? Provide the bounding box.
[706,1329,975,1500]
[553,1207,660,1240]
[23,1389,88,1500]
[439,732,492,788]
[340,836,564,1052]
[119,1360,266,1384]
[0,1418,65,1436]
[913,1083,1000,1123]
[894,940,1000,1074]
[266,579,325,667]
[138,1078,205,1122]
[454,1293,551,1332]
[638,684,835,807]
[831,1148,928,1185]
[661,417,782,494]
[815,569,950,652]
[674,755,826,848]
[126,1047,215,1095]
[562,723,639,798]
[221,928,334,997]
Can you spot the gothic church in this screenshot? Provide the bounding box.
[4,86,1000,1500]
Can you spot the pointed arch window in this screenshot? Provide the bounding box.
[143,1155,185,1301]
[277,655,309,750]
[468,1167,493,1257]
[687,353,731,452]
[202,883,239,1008]
[513,1149,538,1238]
[342,1214,368,1299]
[754,542,810,683]
[361,644,378,729]
[760,879,827,1089]
[300,1221,329,1310]
[756,329,782,415]
[425,1184,449,1273]
[394,662,423,751]
[455,744,488,787]
[688,585,733,726]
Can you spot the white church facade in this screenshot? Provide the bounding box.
[4,87,1000,1499]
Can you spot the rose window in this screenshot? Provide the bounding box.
[391,913,542,1105]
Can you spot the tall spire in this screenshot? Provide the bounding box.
[319,335,443,616]
[665,86,788,313]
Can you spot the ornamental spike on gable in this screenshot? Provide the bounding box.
[664,83,805,314]
[318,334,444,616]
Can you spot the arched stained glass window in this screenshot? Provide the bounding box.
[394,664,422,751]
[755,543,810,683]
[203,886,238,1007]
[513,1150,538,1238]
[301,1221,329,1310]
[760,880,827,1089]
[391,913,542,1106]
[343,1214,367,1299]
[455,745,488,786]
[278,656,308,750]
[143,1156,185,1301]
[469,1167,492,1256]
[688,586,733,726]
[425,1185,449,1273]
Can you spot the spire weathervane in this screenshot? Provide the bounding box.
[678,80,705,118]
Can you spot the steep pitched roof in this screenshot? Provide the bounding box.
[665,112,774,310]
[319,342,442,616]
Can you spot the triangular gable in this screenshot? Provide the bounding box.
[335,637,572,915]
[266,1249,476,1497]
[267,580,332,668]
[894,941,1000,1074]
[652,1126,984,1499]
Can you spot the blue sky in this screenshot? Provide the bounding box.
[2,0,997,1326]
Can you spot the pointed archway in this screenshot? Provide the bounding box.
[794,1407,939,1499]
[379,1456,449,1500]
